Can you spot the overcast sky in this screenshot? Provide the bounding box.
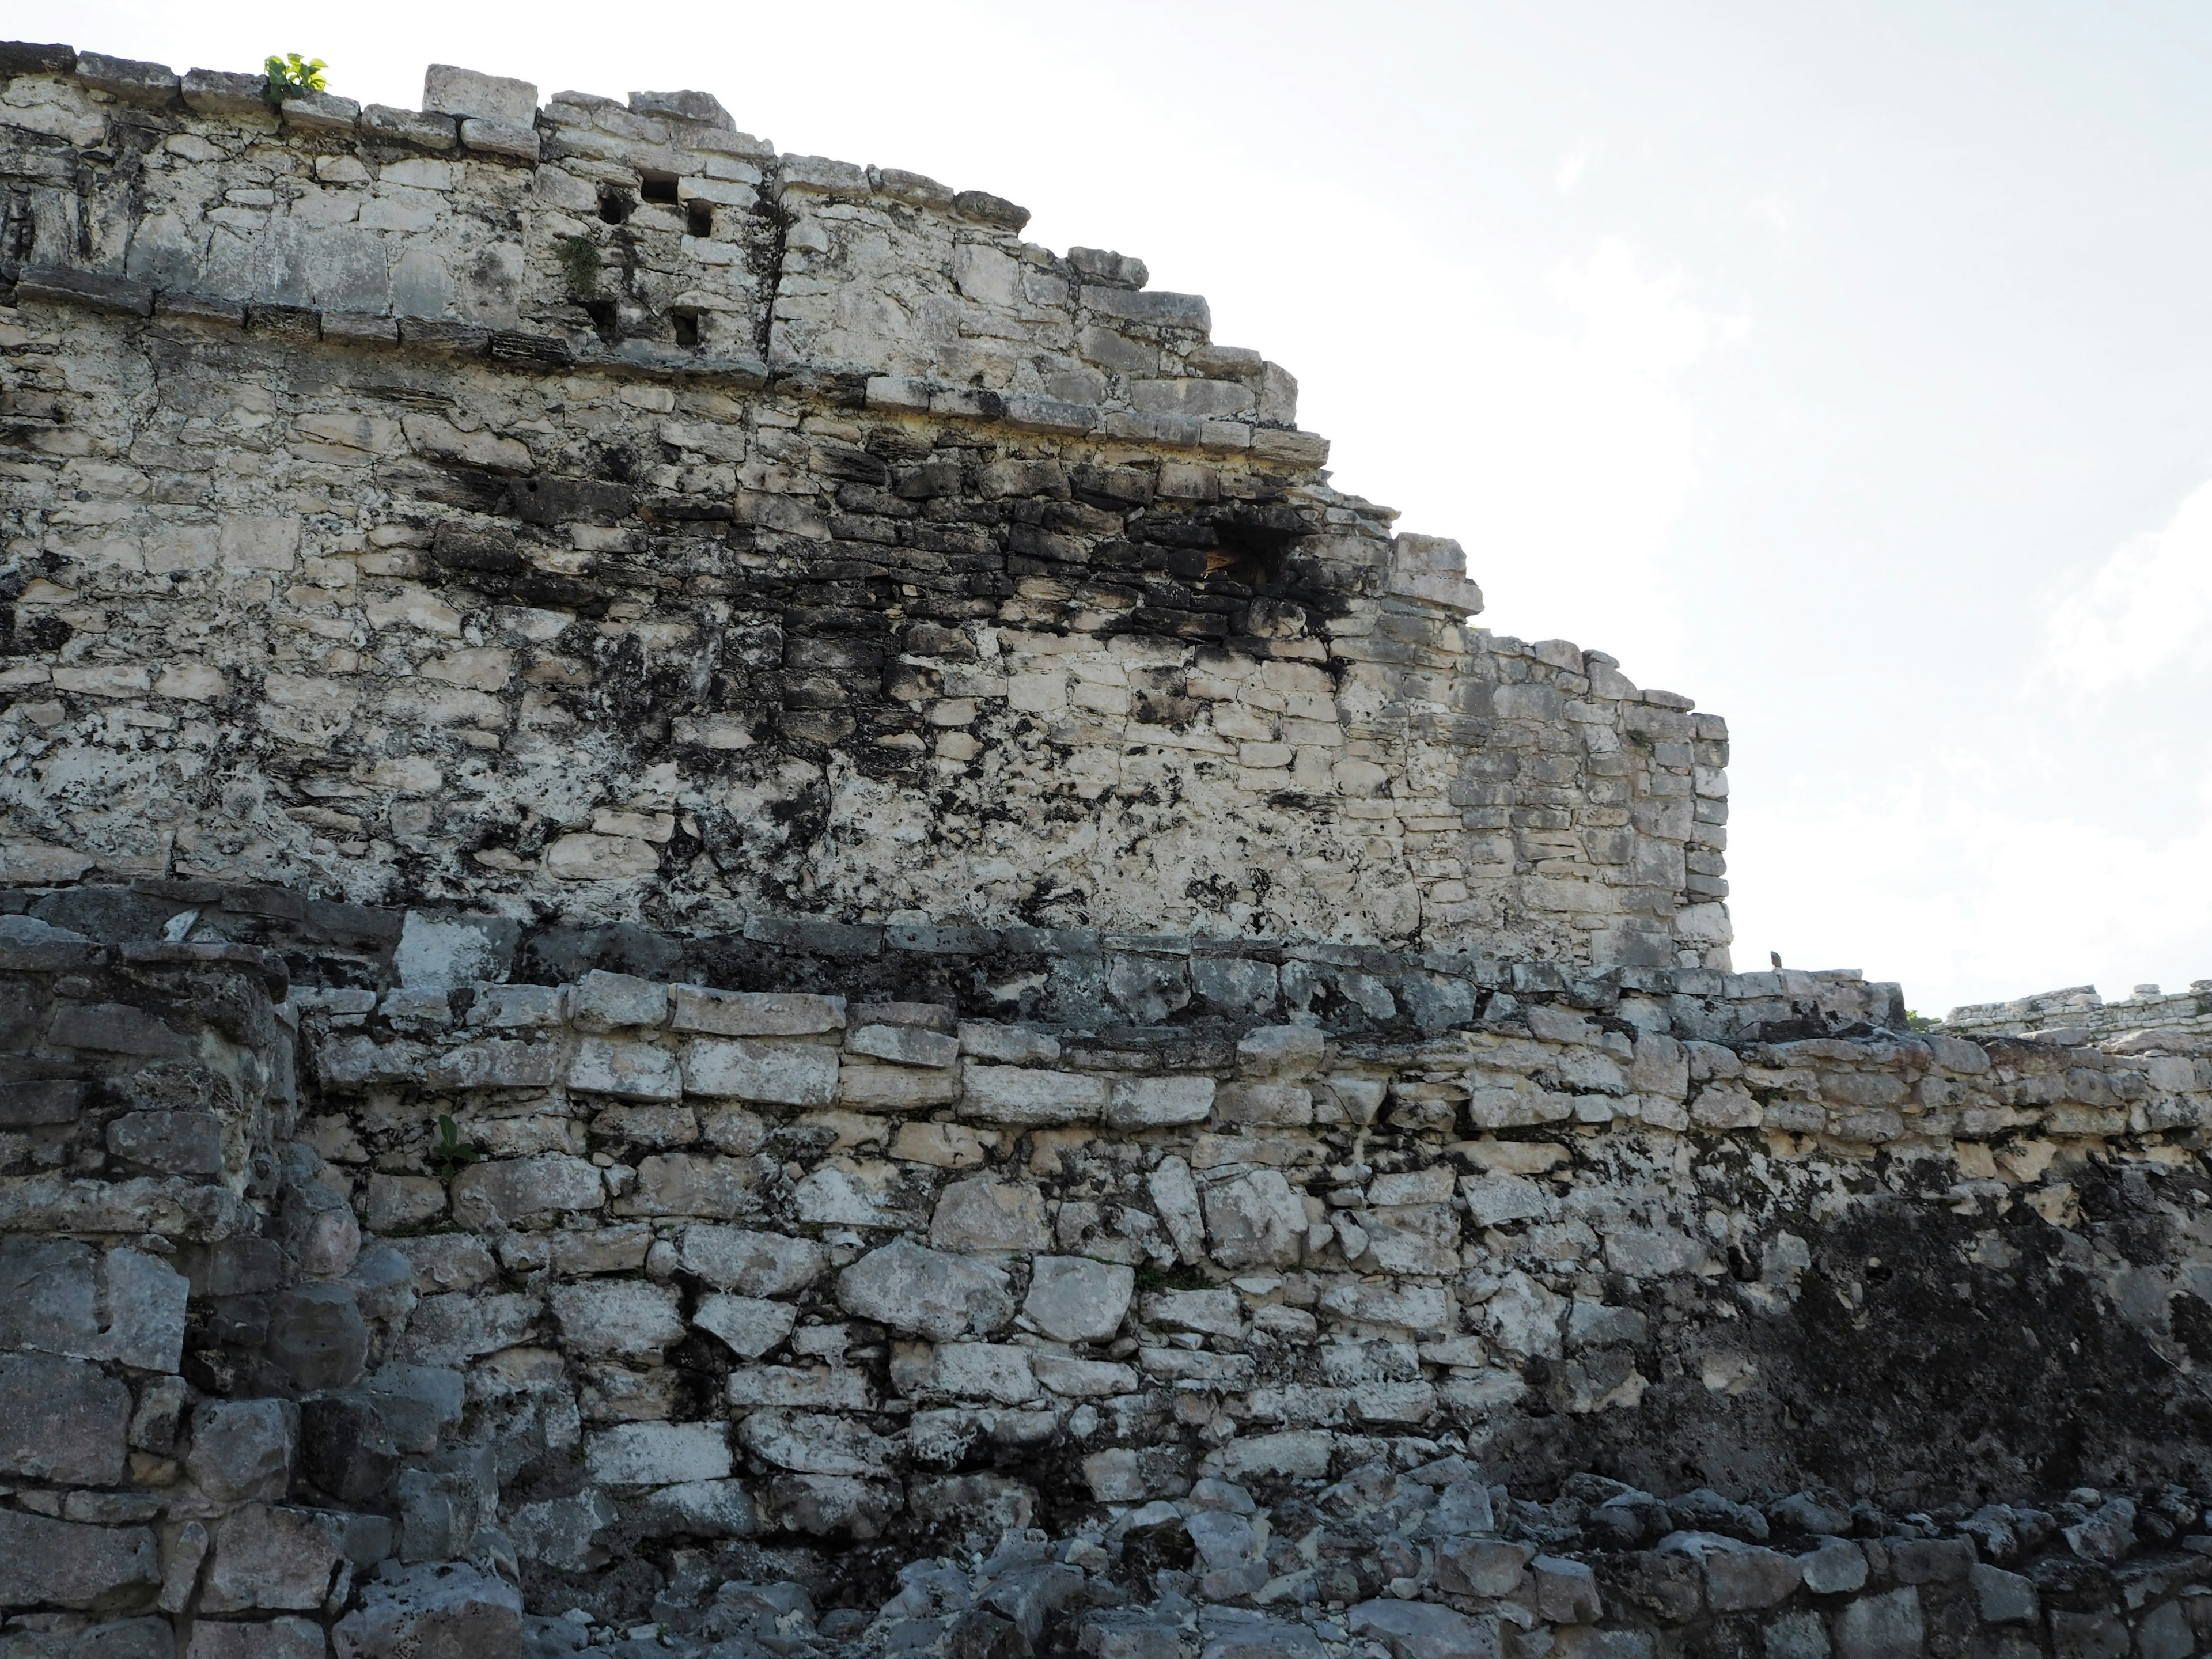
[46,0,2212,1014]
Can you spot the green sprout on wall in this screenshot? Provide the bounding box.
[264,54,329,103]
[427,1113,480,1181]
[554,234,602,298]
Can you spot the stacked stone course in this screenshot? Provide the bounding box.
[5,39,2212,1659]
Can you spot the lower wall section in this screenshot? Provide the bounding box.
[3,903,2211,1659]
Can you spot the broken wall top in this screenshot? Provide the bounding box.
[0,45,1729,974]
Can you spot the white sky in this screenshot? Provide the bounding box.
[42,0,2212,1014]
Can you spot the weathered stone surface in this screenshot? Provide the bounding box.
[584,1422,733,1486]
[186,1400,297,1502]
[683,1038,840,1104]
[680,1225,826,1295]
[0,1353,131,1485]
[0,1510,160,1610]
[333,1562,524,1659]
[1202,1171,1307,1268]
[838,1239,1012,1339]
[1833,1590,1923,1659]
[931,1178,1051,1253]
[199,1506,346,1614]
[1350,1601,1500,1659]
[1022,1255,1135,1342]
[695,1292,800,1357]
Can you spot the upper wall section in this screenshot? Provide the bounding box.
[0,46,1731,973]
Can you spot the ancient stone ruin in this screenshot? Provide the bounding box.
[3,38,2211,1659]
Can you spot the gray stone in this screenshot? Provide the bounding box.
[1888,1538,1974,1584]
[740,1408,893,1476]
[931,1177,1050,1253]
[1022,1256,1135,1342]
[187,1400,297,1501]
[1202,1170,1307,1268]
[960,1064,1109,1125]
[670,988,846,1037]
[2048,1613,2126,1659]
[422,65,536,127]
[1708,1547,1803,1611]
[265,1285,369,1391]
[2133,1602,2190,1659]
[1430,1476,1498,1538]
[332,1561,524,1659]
[1349,1601,1499,1659]
[1236,1025,1328,1078]
[1105,1077,1216,1129]
[2063,1498,2135,1563]
[680,1225,825,1296]
[849,1023,959,1067]
[1764,1613,1830,1659]
[450,1154,605,1223]
[695,1292,799,1357]
[1834,1590,1923,1659]
[569,969,669,1029]
[768,1474,899,1539]
[1144,1287,1243,1336]
[199,1506,346,1614]
[839,1238,1012,1339]
[105,1111,224,1173]
[0,1510,160,1609]
[681,1037,839,1104]
[1436,1539,1531,1597]
[566,1036,681,1101]
[509,1491,619,1572]
[1969,1564,2036,1625]
[584,1422,732,1486]
[185,1618,326,1659]
[631,1478,758,1538]
[0,1240,186,1371]
[1534,1556,1604,1623]
[0,1353,130,1484]
[548,1279,683,1357]
[1798,1539,1869,1595]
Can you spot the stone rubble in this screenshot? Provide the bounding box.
[3,36,2211,1659]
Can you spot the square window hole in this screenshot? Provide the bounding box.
[686,199,714,238]
[671,309,702,349]
[641,173,680,204]
[597,185,633,225]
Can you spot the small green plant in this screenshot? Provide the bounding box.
[1903,1010,1944,1033]
[1134,1261,1211,1293]
[264,54,328,103]
[553,234,601,297]
[427,1113,480,1181]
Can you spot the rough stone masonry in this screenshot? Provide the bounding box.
[3,40,2211,1659]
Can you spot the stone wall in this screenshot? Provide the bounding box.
[6,892,2212,1659]
[7,35,2210,1659]
[0,43,1728,972]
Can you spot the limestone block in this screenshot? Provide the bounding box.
[849,1022,959,1067]
[187,1400,297,1502]
[332,1562,523,1659]
[672,987,846,1036]
[837,1238,1011,1339]
[200,1505,346,1613]
[509,1491,619,1573]
[1149,1156,1206,1263]
[619,1153,757,1218]
[423,64,537,127]
[839,1061,963,1108]
[570,969,670,1030]
[1202,1170,1306,1268]
[266,1285,370,1392]
[1211,1081,1309,1126]
[1833,1590,1923,1659]
[681,1037,839,1104]
[1437,1539,1531,1597]
[452,1154,604,1223]
[680,1225,825,1296]
[930,1177,1050,1253]
[549,1280,683,1357]
[1799,1539,1869,1594]
[1705,1547,1802,1611]
[1349,1600,1500,1659]
[585,1422,733,1486]
[1031,1355,1138,1396]
[0,1353,130,1485]
[0,1510,160,1609]
[187,1618,328,1659]
[694,1293,798,1358]
[1144,1288,1243,1336]
[1107,1075,1216,1129]
[960,1063,1108,1125]
[107,1110,224,1173]
[1022,1256,1135,1342]
[725,1365,875,1409]
[568,1035,682,1100]
[740,1409,893,1476]
[1082,1448,1192,1503]
[1971,1563,2036,1624]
